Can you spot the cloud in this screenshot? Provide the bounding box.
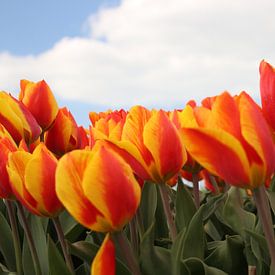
[1,0,275,109]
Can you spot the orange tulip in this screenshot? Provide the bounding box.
[19,79,58,130]
[45,107,88,156]
[181,91,275,189]
[260,60,275,132]
[90,106,187,183]
[7,143,62,216]
[0,124,17,198]
[0,92,41,144]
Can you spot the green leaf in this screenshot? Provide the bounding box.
[59,211,86,242]
[172,206,205,275]
[0,211,16,271]
[48,236,71,275]
[245,229,270,265]
[205,235,246,275]
[22,235,35,275]
[139,182,158,233]
[140,220,171,275]
[70,240,131,275]
[75,263,90,275]
[29,215,49,275]
[267,191,275,216]
[175,177,196,231]
[181,258,227,275]
[222,187,256,237]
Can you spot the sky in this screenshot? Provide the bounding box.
[1,0,275,126]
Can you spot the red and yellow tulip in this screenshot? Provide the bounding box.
[181,91,275,189]
[56,140,141,274]
[19,79,58,130]
[0,92,41,144]
[90,106,187,184]
[7,143,62,216]
[0,124,17,198]
[45,107,88,156]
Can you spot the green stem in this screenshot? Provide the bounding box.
[209,174,220,194]
[192,173,200,209]
[159,183,177,241]
[129,215,139,255]
[17,202,42,275]
[253,185,275,269]
[5,200,23,275]
[112,231,141,275]
[52,216,74,274]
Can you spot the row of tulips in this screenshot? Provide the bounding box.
[0,61,274,274]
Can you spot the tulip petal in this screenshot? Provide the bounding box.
[91,234,115,275]
[83,143,141,231]
[24,143,62,216]
[143,110,186,182]
[260,60,275,129]
[182,127,251,187]
[237,92,275,184]
[7,151,40,215]
[122,106,153,166]
[56,150,107,231]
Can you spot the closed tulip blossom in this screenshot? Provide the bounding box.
[56,141,141,275]
[0,92,41,144]
[45,107,88,156]
[19,79,58,130]
[0,124,17,198]
[7,142,62,217]
[181,91,275,189]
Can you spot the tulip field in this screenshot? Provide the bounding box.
[0,60,275,275]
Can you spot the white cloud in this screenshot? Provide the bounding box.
[1,0,275,108]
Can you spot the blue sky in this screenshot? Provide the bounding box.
[0,0,274,127]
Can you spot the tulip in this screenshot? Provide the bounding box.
[45,107,88,156]
[19,79,58,130]
[0,124,17,198]
[260,60,275,132]
[7,143,62,216]
[90,106,187,184]
[0,92,41,144]
[181,91,275,189]
[56,141,141,274]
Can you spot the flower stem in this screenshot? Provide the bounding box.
[5,200,23,275]
[52,216,74,274]
[192,173,200,209]
[159,183,177,241]
[129,215,139,255]
[112,231,141,275]
[17,202,42,275]
[253,185,275,269]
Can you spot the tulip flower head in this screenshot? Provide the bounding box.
[0,92,41,144]
[19,79,58,130]
[7,143,62,216]
[181,91,275,189]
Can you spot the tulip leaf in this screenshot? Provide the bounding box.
[205,235,246,275]
[0,212,16,271]
[48,236,71,275]
[69,240,131,275]
[181,258,227,275]
[222,187,256,237]
[267,191,275,215]
[59,210,87,242]
[75,263,90,275]
[171,205,205,275]
[139,182,158,233]
[175,177,196,231]
[140,220,172,275]
[245,229,270,266]
[29,215,49,275]
[22,235,35,275]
